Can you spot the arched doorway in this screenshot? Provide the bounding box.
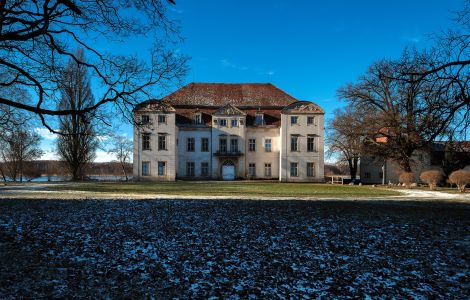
[221,160,236,180]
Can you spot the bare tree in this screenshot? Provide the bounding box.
[57,50,98,180]
[327,105,367,180]
[338,52,451,172]
[108,135,133,181]
[0,127,43,182]
[0,0,187,133]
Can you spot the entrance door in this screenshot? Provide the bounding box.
[222,160,235,180]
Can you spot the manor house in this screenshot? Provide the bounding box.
[133,83,324,181]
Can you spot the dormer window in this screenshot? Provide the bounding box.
[219,119,227,127]
[255,113,265,126]
[141,115,150,125]
[192,113,202,124]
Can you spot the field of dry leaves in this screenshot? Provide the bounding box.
[0,199,468,298]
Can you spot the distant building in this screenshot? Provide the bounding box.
[360,141,470,184]
[133,83,325,181]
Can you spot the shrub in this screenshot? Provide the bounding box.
[399,172,414,188]
[420,170,443,190]
[448,170,470,193]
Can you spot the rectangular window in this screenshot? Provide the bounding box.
[186,162,195,177]
[230,138,238,152]
[290,135,299,152]
[219,119,227,127]
[201,162,209,176]
[201,138,209,152]
[291,116,298,125]
[249,138,256,152]
[158,115,166,124]
[158,161,166,176]
[264,163,272,177]
[192,113,202,124]
[142,161,150,176]
[231,119,238,127]
[307,136,315,152]
[142,133,151,150]
[364,172,371,179]
[187,137,195,152]
[219,137,227,152]
[265,138,272,152]
[158,134,166,151]
[290,162,298,177]
[307,116,315,125]
[255,113,264,125]
[141,115,150,124]
[307,162,315,177]
[249,163,256,177]
[379,171,383,179]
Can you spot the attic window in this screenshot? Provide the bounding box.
[192,113,202,124]
[255,113,265,126]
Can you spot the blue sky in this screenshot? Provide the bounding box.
[39,0,465,161]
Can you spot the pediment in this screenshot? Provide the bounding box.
[213,104,246,116]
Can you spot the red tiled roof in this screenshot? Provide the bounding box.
[162,83,299,107]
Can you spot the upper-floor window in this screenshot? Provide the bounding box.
[219,136,227,152]
[230,138,238,152]
[307,162,315,177]
[141,115,150,125]
[142,133,151,150]
[201,138,209,152]
[192,113,202,124]
[291,135,299,152]
[248,163,256,177]
[142,161,150,176]
[187,137,195,152]
[158,134,166,151]
[255,113,265,126]
[249,139,256,152]
[290,162,298,177]
[231,119,238,127]
[158,115,166,124]
[307,135,316,152]
[219,119,227,127]
[264,163,272,177]
[265,139,272,152]
[291,116,298,125]
[307,116,315,125]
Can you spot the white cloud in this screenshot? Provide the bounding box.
[40,150,58,160]
[35,127,57,141]
[94,151,117,162]
[220,59,249,71]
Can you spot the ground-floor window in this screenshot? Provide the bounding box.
[248,163,256,177]
[264,163,272,177]
[158,161,166,176]
[364,172,371,179]
[201,162,209,176]
[307,162,315,177]
[186,162,195,177]
[290,162,298,177]
[142,161,150,176]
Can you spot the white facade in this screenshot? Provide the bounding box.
[133,83,325,182]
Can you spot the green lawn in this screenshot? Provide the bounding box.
[55,181,400,198]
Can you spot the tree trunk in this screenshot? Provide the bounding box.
[348,157,358,180]
[120,163,129,181]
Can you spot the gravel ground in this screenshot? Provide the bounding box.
[0,199,469,298]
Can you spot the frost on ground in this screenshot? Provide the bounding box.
[0,199,468,298]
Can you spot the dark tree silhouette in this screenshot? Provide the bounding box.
[0,0,187,133]
[57,50,98,180]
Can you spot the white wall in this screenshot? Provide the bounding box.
[245,127,280,179]
[177,128,212,178]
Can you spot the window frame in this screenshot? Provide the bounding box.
[231,119,238,127]
[158,134,166,151]
[307,116,315,125]
[248,138,256,152]
[142,133,151,151]
[201,137,209,152]
[187,137,195,152]
[141,114,150,125]
[248,163,256,177]
[290,162,299,177]
[142,161,150,176]
[230,138,238,152]
[158,161,166,176]
[219,136,227,152]
[186,162,195,177]
[158,114,167,124]
[264,138,272,152]
[201,162,209,177]
[291,116,299,125]
[290,135,299,152]
[219,119,227,127]
[307,162,315,177]
[264,163,272,177]
[307,135,316,152]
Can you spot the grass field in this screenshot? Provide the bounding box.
[52,181,401,198]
